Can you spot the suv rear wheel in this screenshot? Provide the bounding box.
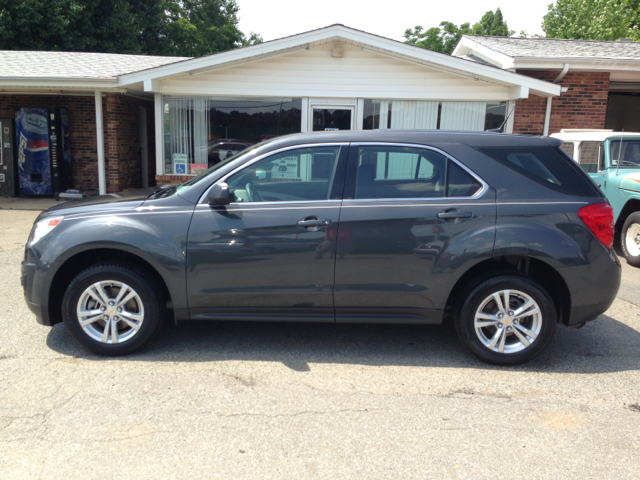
[621,212,640,268]
[62,264,164,355]
[455,275,557,366]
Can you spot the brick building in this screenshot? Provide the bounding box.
[2,26,573,196]
[453,36,640,136]
[0,51,188,196]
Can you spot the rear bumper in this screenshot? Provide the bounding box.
[564,248,621,326]
[567,301,616,326]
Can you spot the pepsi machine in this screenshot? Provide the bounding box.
[15,107,72,196]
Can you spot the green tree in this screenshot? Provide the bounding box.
[0,0,141,53]
[543,0,640,41]
[475,8,513,37]
[0,0,262,56]
[163,0,261,57]
[405,9,514,55]
[404,22,475,54]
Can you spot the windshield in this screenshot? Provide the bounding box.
[175,145,259,193]
[610,139,640,167]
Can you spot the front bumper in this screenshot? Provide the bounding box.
[21,260,54,326]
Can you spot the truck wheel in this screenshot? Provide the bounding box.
[621,212,640,268]
[62,263,164,356]
[455,275,557,366]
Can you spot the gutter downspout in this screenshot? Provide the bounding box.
[543,63,569,136]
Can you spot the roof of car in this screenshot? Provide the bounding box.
[257,130,561,149]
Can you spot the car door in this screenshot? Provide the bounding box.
[333,143,496,324]
[186,144,347,321]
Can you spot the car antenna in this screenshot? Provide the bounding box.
[616,129,624,176]
[486,100,518,133]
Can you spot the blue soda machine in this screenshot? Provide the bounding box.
[15,107,72,196]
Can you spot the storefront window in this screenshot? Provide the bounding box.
[163,96,302,175]
[363,100,507,132]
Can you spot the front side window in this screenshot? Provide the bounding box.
[354,146,481,200]
[226,146,340,203]
[610,139,640,167]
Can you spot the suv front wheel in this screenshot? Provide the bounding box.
[455,275,557,366]
[62,263,164,355]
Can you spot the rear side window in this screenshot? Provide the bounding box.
[354,146,483,199]
[448,162,481,197]
[559,142,575,158]
[578,142,603,174]
[477,146,601,197]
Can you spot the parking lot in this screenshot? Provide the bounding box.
[1,208,639,479]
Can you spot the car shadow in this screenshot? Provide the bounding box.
[46,311,640,374]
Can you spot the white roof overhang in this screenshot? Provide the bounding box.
[117,24,561,98]
[454,36,640,74]
[0,76,119,91]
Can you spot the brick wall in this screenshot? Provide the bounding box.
[513,70,610,135]
[156,174,194,186]
[104,94,156,192]
[0,93,155,194]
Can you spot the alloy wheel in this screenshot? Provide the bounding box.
[76,280,145,344]
[473,289,542,354]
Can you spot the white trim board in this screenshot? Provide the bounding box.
[116,25,560,98]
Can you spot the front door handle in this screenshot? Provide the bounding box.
[297,216,332,229]
[437,209,473,221]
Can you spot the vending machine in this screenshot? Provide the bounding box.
[15,107,72,196]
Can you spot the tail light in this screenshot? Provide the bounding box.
[578,203,614,249]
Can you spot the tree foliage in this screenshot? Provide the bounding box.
[0,0,262,56]
[405,8,513,55]
[543,0,640,41]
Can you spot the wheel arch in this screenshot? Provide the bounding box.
[444,255,571,325]
[615,198,640,231]
[48,247,173,326]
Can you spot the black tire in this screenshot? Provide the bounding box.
[455,275,557,366]
[621,212,640,268]
[62,263,164,356]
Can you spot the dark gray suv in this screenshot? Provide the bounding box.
[22,131,621,365]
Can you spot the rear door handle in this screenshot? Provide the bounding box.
[437,210,473,220]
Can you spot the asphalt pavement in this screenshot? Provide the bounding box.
[1,209,639,479]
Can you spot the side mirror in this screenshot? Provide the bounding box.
[207,182,231,205]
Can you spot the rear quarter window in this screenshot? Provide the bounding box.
[476,146,602,197]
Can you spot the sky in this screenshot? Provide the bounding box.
[236,0,554,42]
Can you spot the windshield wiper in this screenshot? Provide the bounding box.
[148,185,177,199]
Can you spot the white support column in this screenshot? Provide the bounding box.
[94,90,106,195]
[154,93,163,176]
[301,97,309,132]
[505,100,516,134]
[355,98,365,131]
[543,96,553,137]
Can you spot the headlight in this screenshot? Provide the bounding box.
[29,216,64,246]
